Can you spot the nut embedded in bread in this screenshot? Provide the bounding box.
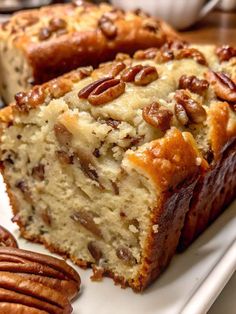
[0,43,235,291]
[0,1,178,104]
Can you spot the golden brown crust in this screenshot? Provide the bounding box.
[179,139,236,250]
[0,2,177,84]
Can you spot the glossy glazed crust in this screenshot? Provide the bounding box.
[0,1,177,84]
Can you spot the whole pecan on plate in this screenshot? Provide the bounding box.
[78,77,125,106]
[205,71,236,104]
[121,65,158,86]
[0,271,72,314]
[0,247,81,301]
[142,102,173,131]
[0,226,18,248]
[174,90,207,125]
[179,75,209,96]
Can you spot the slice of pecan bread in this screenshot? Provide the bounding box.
[0,44,235,291]
[0,0,177,104]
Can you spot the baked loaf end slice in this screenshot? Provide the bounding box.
[0,43,236,291]
[0,0,177,104]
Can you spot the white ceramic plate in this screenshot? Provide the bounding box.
[0,175,235,314]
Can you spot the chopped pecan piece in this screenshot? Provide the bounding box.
[49,18,67,32]
[71,211,103,238]
[205,71,236,103]
[179,75,209,95]
[0,247,81,301]
[54,123,72,147]
[174,103,189,126]
[87,79,125,106]
[109,62,126,77]
[0,226,18,248]
[38,27,52,41]
[98,15,117,39]
[15,181,32,202]
[175,48,207,66]
[105,118,121,129]
[32,164,45,181]
[15,87,45,112]
[87,241,103,262]
[175,90,207,124]
[134,66,158,86]
[116,246,137,266]
[161,40,189,51]
[142,102,173,131]
[56,151,74,165]
[142,19,160,33]
[216,45,236,62]
[133,48,159,60]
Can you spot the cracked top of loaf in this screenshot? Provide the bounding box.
[0,43,236,188]
[0,0,176,84]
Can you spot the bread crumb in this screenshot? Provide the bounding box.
[152,224,159,233]
[129,224,139,233]
[196,157,202,166]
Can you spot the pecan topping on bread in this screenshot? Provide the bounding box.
[38,27,52,41]
[0,247,80,301]
[79,78,125,106]
[109,62,126,77]
[98,15,117,39]
[121,65,158,85]
[15,87,45,112]
[49,18,67,32]
[142,102,173,131]
[133,48,159,60]
[175,48,207,65]
[216,45,236,62]
[174,90,207,124]
[206,71,236,103]
[0,226,18,248]
[179,75,209,95]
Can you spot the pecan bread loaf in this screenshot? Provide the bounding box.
[0,43,235,291]
[0,0,177,104]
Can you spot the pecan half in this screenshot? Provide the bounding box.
[142,102,173,131]
[71,211,103,238]
[205,71,236,103]
[0,272,72,314]
[121,65,158,86]
[175,48,207,66]
[0,226,18,248]
[179,75,209,95]
[85,78,125,106]
[98,15,117,39]
[134,66,158,86]
[78,77,112,99]
[0,247,80,301]
[174,90,207,124]
[216,45,236,62]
